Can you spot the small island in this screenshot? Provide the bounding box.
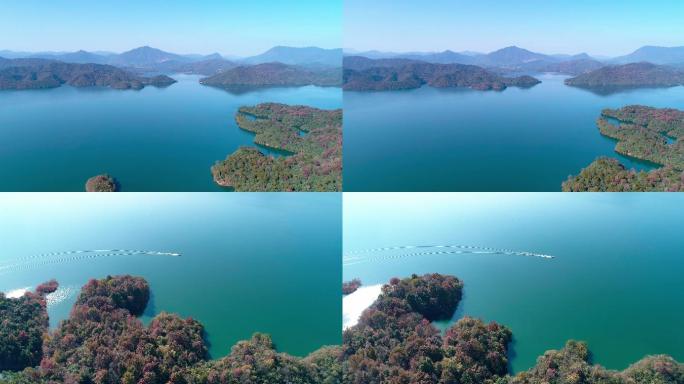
[211,103,342,191]
[0,275,341,384]
[199,62,341,88]
[564,105,684,191]
[565,62,684,88]
[343,56,541,91]
[344,273,684,384]
[342,278,362,295]
[85,174,118,192]
[0,59,176,90]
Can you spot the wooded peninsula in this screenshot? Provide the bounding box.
[564,105,684,191]
[211,103,342,192]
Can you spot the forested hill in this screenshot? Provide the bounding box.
[343,56,540,91]
[0,58,176,90]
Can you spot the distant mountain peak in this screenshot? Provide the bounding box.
[204,53,223,60]
[497,45,527,52]
[125,46,161,53]
[614,45,684,65]
[242,46,342,67]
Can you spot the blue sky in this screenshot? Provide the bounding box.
[0,0,341,56]
[345,0,684,56]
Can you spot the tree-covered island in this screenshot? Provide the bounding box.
[565,62,684,88]
[85,174,118,192]
[564,105,684,191]
[199,62,341,88]
[0,59,176,90]
[342,279,362,295]
[343,56,540,91]
[211,103,342,191]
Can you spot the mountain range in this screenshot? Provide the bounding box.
[345,45,684,74]
[240,46,341,67]
[0,46,342,75]
[612,46,684,65]
[0,46,344,90]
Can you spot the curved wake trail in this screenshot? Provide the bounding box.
[343,244,554,266]
[0,250,181,275]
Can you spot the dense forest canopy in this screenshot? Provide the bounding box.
[0,285,52,372]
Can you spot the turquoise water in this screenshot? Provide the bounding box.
[0,193,341,358]
[344,74,684,191]
[0,75,341,191]
[343,193,684,372]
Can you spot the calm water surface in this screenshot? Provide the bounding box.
[0,193,341,358]
[0,75,341,191]
[344,74,684,191]
[343,193,684,372]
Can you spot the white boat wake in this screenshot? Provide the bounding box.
[0,249,181,275]
[343,284,383,330]
[3,284,78,310]
[4,286,31,298]
[343,244,554,266]
[45,285,77,309]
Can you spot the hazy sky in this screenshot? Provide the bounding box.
[345,0,684,56]
[0,0,341,56]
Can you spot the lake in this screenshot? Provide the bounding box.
[343,193,684,372]
[0,75,341,191]
[343,74,684,191]
[0,193,341,358]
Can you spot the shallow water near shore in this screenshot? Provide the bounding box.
[0,193,342,358]
[0,75,341,191]
[343,193,684,372]
[344,74,684,191]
